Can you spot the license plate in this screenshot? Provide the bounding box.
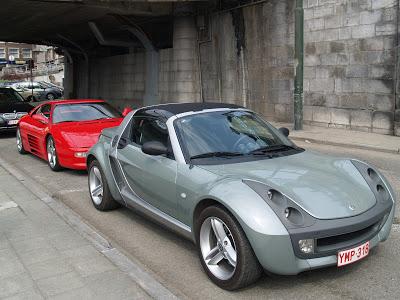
[337,241,370,267]
[8,120,18,125]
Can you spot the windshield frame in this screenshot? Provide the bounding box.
[52,102,122,124]
[173,109,303,165]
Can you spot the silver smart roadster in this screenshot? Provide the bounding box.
[86,103,395,290]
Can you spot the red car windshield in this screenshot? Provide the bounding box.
[52,103,122,123]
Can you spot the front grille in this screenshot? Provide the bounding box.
[316,220,381,253]
[2,112,27,120]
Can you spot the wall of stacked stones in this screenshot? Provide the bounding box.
[71,0,399,136]
[303,0,398,135]
[200,0,295,122]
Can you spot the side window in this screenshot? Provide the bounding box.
[128,116,174,159]
[131,117,168,147]
[37,104,51,119]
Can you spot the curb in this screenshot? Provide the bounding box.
[0,157,178,300]
[291,136,400,155]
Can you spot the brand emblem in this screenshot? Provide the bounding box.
[348,204,356,211]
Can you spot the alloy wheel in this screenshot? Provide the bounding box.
[89,166,104,205]
[16,129,22,151]
[199,217,237,280]
[47,139,57,168]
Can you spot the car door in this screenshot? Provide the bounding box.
[24,104,51,157]
[115,116,178,218]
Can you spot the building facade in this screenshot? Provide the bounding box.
[0,42,33,68]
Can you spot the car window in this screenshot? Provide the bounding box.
[131,117,169,147]
[0,88,25,103]
[129,116,174,159]
[36,104,51,118]
[52,102,122,123]
[175,110,295,158]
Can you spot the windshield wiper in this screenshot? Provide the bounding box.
[190,151,244,160]
[249,144,298,155]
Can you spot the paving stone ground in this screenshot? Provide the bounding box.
[0,165,151,300]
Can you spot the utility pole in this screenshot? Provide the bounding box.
[294,0,304,130]
[28,59,34,100]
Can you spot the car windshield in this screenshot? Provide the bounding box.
[53,102,122,123]
[0,88,25,103]
[175,110,296,160]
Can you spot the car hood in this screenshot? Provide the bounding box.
[0,102,34,114]
[199,151,376,220]
[57,118,123,148]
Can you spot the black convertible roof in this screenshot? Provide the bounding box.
[137,102,244,119]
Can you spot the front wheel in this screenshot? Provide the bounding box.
[16,128,27,154]
[46,93,55,100]
[195,206,262,290]
[46,136,62,171]
[88,160,119,211]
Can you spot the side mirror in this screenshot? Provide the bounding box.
[122,107,133,117]
[279,127,290,137]
[32,114,49,125]
[142,141,168,156]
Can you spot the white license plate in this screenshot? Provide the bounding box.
[337,241,370,267]
[8,120,18,125]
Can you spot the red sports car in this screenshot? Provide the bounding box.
[17,99,128,171]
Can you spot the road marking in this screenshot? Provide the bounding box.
[0,201,18,211]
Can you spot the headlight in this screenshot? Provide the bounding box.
[352,160,394,204]
[299,239,314,254]
[243,180,315,228]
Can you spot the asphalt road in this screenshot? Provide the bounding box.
[0,132,399,299]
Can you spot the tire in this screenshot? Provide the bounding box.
[195,206,263,290]
[88,160,119,211]
[16,128,28,154]
[46,136,62,171]
[46,93,55,100]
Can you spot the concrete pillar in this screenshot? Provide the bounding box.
[143,49,159,106]
[173,16,201,103]
[63,60,73,99]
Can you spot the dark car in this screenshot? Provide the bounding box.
[0,88,34,132]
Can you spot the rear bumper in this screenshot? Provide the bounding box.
[248,203,395,275]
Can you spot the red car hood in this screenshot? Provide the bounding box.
[56,118,123,148]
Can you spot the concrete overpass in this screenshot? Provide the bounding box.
[1,0,398,136]
[0,0,213,108]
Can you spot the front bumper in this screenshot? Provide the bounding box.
[0,120,18,131]
[57,147,89,170]
[248,203,395,275]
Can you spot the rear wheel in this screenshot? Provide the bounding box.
[88,160,119,211]
[16,128,27,154]
[46,93,55,100]
[195,206,262,290]
[46,136,62,171]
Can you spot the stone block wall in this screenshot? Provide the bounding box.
[303,0,398,135]
[89,51,145,110]
[158,16,201,104]
[200,0,295,122]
